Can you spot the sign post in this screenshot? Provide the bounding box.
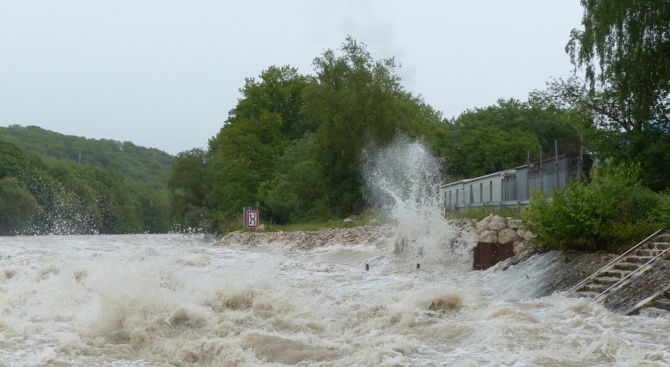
[244,207,259,229]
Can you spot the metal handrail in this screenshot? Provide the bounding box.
[595,245,670,301]
[564,228,666,295]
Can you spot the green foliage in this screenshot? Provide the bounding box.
[305,37,443,216]
[0,125,174,189]
[543,76,670,190]
[524,163,669,252]
[167,149,210,230]
[0,177,39,235]
[568,0,670,131]
[207,111,288,230]
[0,129,171,234]
[442,98,583,180]
[0,138,29,179]
[168,37,591,233]
[447,125,539,178]
[191,65,309,232]
[172,38,446,230]
[229,65,313,139]
[259,134,330,224]
[562,1,670,190]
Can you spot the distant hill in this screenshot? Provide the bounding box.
[0,125,174,189]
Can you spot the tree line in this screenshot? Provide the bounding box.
[171,0,670,248]
[168,37,584,232]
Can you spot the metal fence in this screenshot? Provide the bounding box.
[440,139,590,214]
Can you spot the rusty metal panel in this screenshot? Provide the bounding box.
[474,242,494,270]
[473,242,514,270]
[495,243,514,263]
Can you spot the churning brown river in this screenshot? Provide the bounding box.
[3,139,669,366]
[1,232,669,367]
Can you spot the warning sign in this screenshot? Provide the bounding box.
[245,210,259,228]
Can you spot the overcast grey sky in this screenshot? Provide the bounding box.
[0,1,584,155]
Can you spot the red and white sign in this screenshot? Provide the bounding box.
[246,210,259,228]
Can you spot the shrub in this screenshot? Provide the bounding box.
[524,163,669,252]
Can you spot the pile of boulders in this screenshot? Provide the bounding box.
[452,214,535,254]
[216,225,397,249]
[217,215,536,254]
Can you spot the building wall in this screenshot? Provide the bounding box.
[440,155,581,210]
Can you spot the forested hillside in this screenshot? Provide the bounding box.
[0,125,173,189]
[0,127,173,235]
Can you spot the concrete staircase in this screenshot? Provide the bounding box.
[625,286,670,317]
[565,229,670,314]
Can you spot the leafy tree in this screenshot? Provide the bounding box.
[564,1,670,189]
[228,65,313,139]
[259,134,329,223]
[524,163,669,251]
[167,148,210,230]
[207,111,288,228]
[131,185,169,233]
[568,0,670,130]
[442,99,582,180]
[0,177,39,234]
[304,37,438,217]
[198,66,311,230]
[446,125,539,179]
[0,138,29,179]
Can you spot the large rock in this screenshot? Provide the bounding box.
[479,230,498,243]
[462,226,478,239]
[513,240,526,254]
[498,228,518,245]
[489,215,507,231]
[476,215,492,232]
[516,228,526,239]
[523,230,536,241]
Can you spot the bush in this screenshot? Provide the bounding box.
[523,163,669,252]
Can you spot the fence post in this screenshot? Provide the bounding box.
[539,146,543,194]
[555,140,560,190]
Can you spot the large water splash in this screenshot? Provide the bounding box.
[363,136,475,269]
[22,183,100,235]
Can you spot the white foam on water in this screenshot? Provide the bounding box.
[2,234,670,366]
[2,138,670,366]
[363,137,476,271]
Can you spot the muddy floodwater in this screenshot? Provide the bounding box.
[1,233,669,367]
[3,139,669,366]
